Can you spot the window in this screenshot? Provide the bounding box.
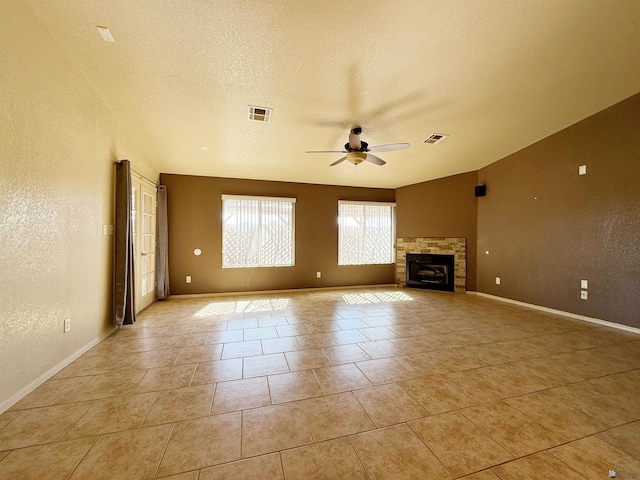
[338,201,396,265]
[222,195,295,268]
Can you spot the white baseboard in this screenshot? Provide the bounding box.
[0,327,116,414]
[468,291,640,335]
[174,284,400,299]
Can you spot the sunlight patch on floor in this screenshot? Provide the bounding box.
[342,291,413,305]
[196,298,289,316]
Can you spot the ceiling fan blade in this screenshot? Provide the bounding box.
[305,150,348,154]
[330,157,347,166]
[365,154,386,166]
[367,143,410,153]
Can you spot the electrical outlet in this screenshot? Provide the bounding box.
[64,318,71,333]
[581,279,588,289]
[316,272,321,278]
[581,290,588,300]
[495,277,501,285]
[579,165,587,175]
[186,276,192,284]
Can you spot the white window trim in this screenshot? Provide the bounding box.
[338,200,395,207]
[222,194,296,203]
[222,194,296,268]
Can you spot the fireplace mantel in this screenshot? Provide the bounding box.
[396,237,466,293]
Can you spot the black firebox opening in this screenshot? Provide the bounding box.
[406,253,455,292]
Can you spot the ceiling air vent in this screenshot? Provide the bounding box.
[424,133,448,144]
[248,106,272,123]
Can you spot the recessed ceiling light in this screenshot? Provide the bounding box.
[248,106,272,123]
[424,133,448,144]
[96,26,115,42]
[200,145,208,151]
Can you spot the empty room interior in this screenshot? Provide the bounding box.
[2,1,640,479]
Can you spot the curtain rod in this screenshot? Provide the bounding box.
[114,160,157,187]
[131,168,158,187]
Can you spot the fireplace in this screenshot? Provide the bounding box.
[396,237,466,293]
[406,253,455,292]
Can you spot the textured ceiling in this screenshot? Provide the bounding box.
[27,0,640,188]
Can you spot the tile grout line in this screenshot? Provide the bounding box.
[138,391,161,428]
[404,420,457,479]
[207,382,217,417]
[346,433,374,480]
[152,422,176,479]
[63,434,100,480]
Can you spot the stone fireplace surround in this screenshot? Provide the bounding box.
[396,237,467,293]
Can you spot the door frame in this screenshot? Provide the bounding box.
[131,171,157,313]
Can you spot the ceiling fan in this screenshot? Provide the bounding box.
[305,127,409,166]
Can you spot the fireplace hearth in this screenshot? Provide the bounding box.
[406,253,455,292]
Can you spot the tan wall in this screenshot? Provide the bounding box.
[0,2,158,409]
[395,172,479,291]
[160,174,396,293]
[477,93,640,328]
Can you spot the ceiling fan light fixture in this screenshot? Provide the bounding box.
[307,127,408,167]
[346,152,367,165]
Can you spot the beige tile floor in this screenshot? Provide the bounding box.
[1,287,640,479]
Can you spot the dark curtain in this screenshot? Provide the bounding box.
[156,185,170,300]
[113,159,136,326]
